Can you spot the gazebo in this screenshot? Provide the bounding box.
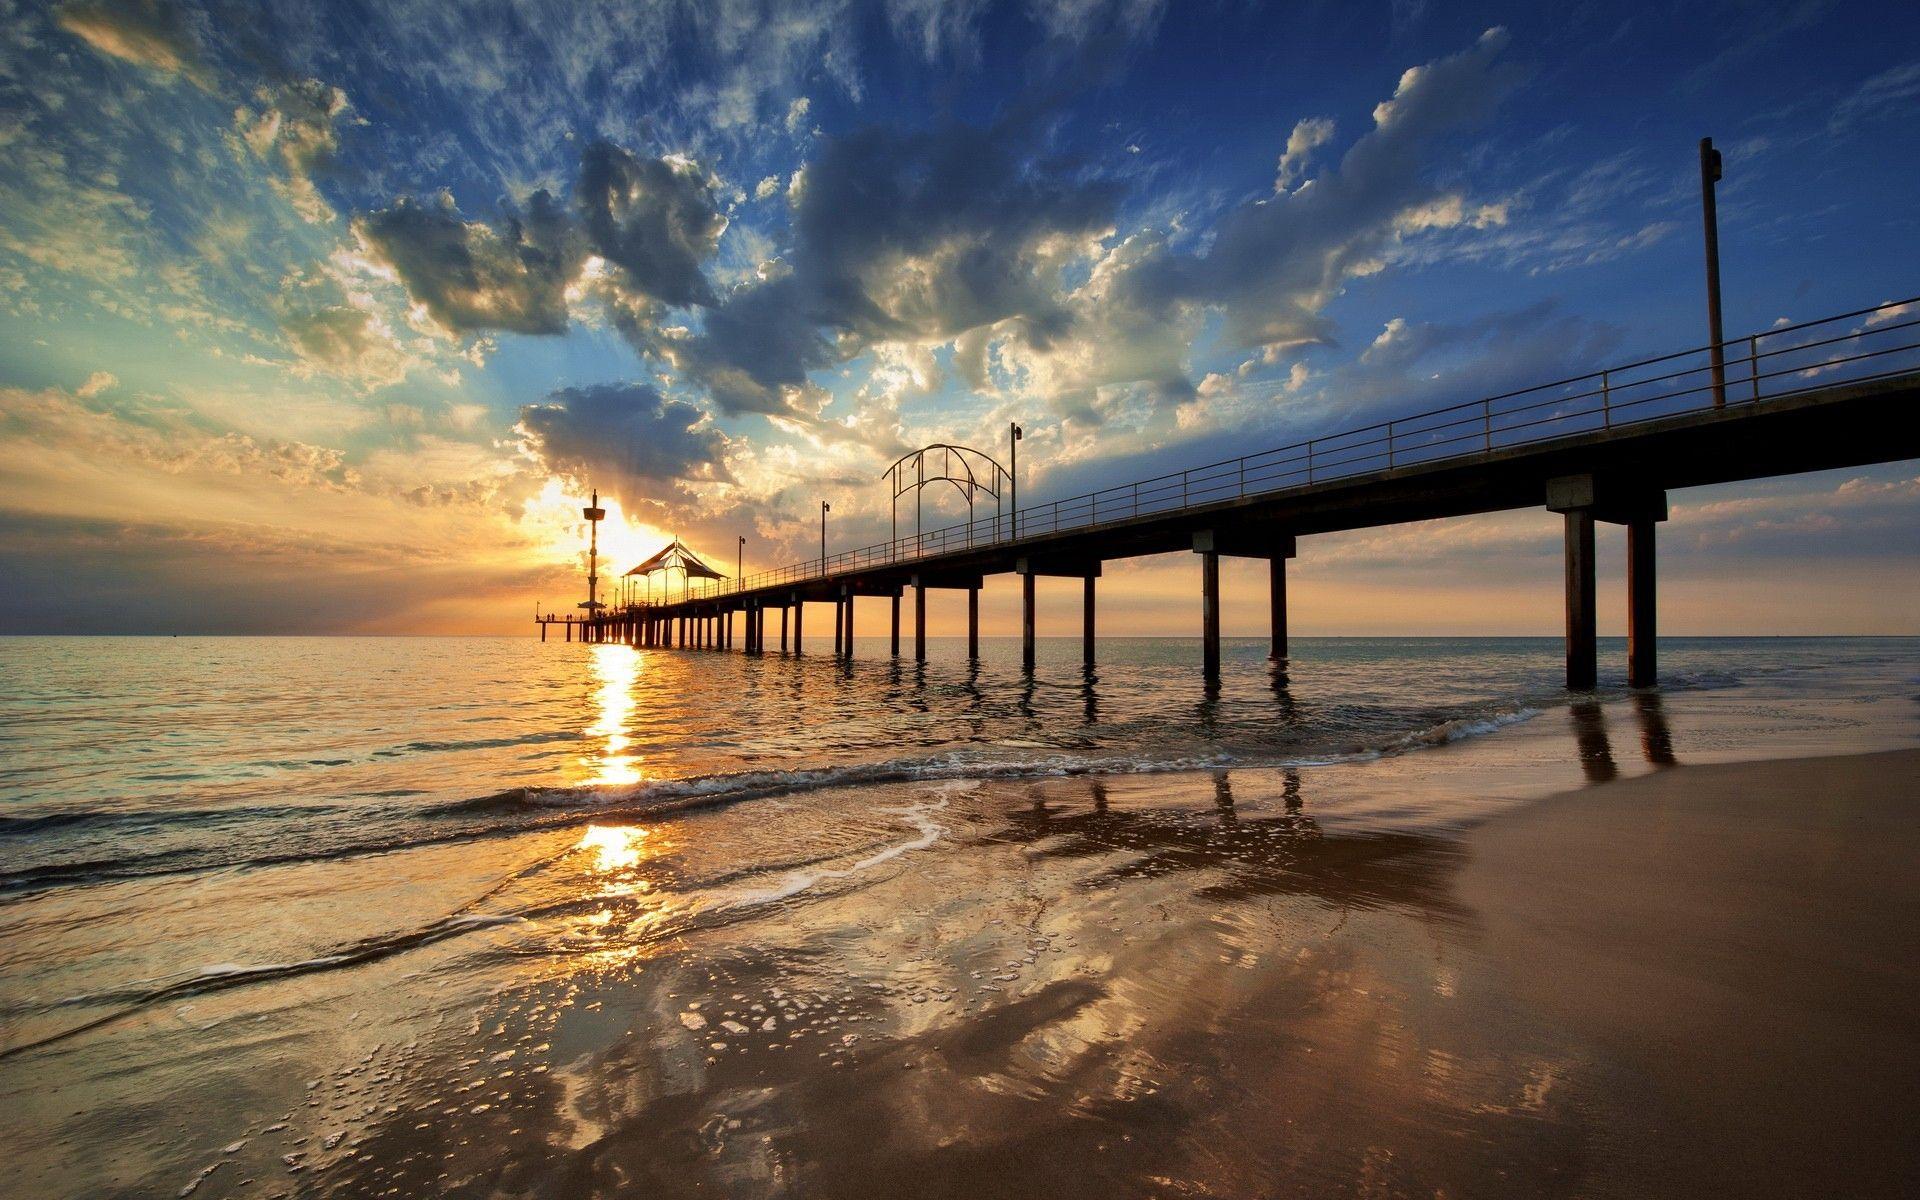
[626,539,726,604]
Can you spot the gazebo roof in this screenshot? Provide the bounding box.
[625,539,725,580]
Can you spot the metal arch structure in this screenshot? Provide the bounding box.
[884,443,1014,549]
[625,538,726,604]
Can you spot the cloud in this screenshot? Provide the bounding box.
[233,79,354,224]
[76,371,118,398]
[1116,27,1516,354]
[1275,116,1335,191]
[55,0,210,87]
[1830,60,1920,132]
[667,121,1120,416]
[278,303,414,389]
[355,190,583,336]
[516,383,733,503]
[576,142,729,309]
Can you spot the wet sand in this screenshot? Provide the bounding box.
[257,753,1916,1197]
[5,727,1917,1198]
[1460,748,1920,1199]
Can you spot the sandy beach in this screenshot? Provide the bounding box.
[27,748,1909,1199]
[1461,749,1920,1198]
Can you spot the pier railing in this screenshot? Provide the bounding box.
[684,296,1919,601]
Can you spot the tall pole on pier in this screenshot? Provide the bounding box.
[582,489,606,611]
[820,501,830,572]
[1010,422,1022,538]
[1700,137,1726,408]
[738,535,745,594]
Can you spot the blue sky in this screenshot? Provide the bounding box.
[2,0,1917,634]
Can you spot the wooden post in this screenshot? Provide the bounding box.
[1201,550,1221,682]
[891,593,901,657]
[1628,517,1657,688]
[793,601,804,655]
[834,597,845,658]
[968,586,979,660]
[566,619,572,642]
[1564,510,1597,690]
[1082,575,1096,667]
[1021,572,1036,671]
[781,605,790,654]
[915,581,927,662]
[541,620,546,642]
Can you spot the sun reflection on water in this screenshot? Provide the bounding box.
[584,643,642,786]
[577,824,650,872]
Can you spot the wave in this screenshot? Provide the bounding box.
[0,791,968,1062]
[1,701,1547,899]
[0,803,346,838]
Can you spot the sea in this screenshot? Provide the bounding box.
[0,634,1915,1197]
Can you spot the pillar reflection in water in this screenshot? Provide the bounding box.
[1635,691,1678,766]
[1568,698,1618,784]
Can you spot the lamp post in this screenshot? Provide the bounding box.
[1700,136,1726,408]
[820,501,830,574]
[737,535,746,594]
[1009,422,1022,539]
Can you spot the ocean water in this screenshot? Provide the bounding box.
[0,634,1915,1198]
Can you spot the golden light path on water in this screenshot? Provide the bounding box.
[583,642,642,786]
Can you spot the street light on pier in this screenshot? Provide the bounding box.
[737,535,746,594]
[1700,136,1726,408]
[820,501,830,573]
[1010,422,1023,539]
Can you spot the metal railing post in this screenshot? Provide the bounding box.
[1602,370,1611,427]
[1750,334,1761,401]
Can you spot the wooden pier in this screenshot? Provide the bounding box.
[540,298,1920,689]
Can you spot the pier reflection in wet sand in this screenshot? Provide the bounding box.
[304,757,1632,1200]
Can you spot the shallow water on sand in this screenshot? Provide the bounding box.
[0,635,1915,1197]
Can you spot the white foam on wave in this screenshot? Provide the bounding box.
[717,779,976,911]
[501,701,1554,827]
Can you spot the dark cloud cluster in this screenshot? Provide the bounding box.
[357,141,728,337]
[673,121,1121,415]
[516,382,731,496]
[358,189,580,335]
[361,29,1517,432]
[577,143,728,309]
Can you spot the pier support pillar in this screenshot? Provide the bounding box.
[1201,550,1222,682]
[1563,510,1597,690]
[541,621,547,642]
[1082,576,1096,667]
[1268,555,1289,660]
[1021,573,1036,671]
[967,586,979,661]
[915,580,927,662]
[844,595,855,659]
[780,605,789,654]
[1628,517,1658,688]
[566,620,572,642]
[891,594,901,658]
[793,601,804,655]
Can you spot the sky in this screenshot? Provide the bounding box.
[1,0,1917,637]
